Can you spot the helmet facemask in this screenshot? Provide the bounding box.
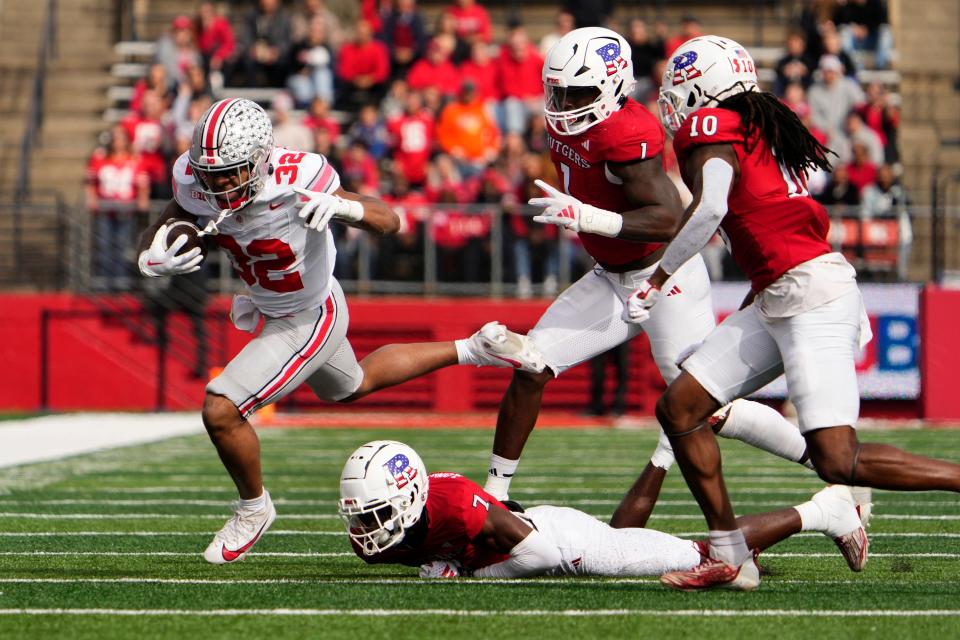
[190,145,269,213]
[545,79,630,136]
[338,490,421,556]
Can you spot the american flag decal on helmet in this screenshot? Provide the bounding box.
[595,41,627,76]
[384,454,418,489]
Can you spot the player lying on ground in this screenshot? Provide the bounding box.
[339,441,869,579]
[481,27,822,519]
[137,98,544,565]
[623,36,960,591]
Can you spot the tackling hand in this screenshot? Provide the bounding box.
[419,559,466,579]
[138,223,203,277]
[624,279,661,324]
[293,187,363,232]
[528,179,622,237]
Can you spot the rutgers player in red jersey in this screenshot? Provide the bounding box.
[136,98,545,566]
[341,440,868,579]
[626,36,960,591]
[483,27,822,520]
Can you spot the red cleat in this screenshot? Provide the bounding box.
[661,549,761,592]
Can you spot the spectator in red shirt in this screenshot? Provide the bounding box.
[665,15,703,57]
[340,140,381,196]
[129,63,175,116]
[336,18,391,111]
[379,169,429,280]
[494,25,544,135]
[459,40,499,104]
[303,97,341,142]
[407,36,461,98]
[857,81,900,163]
[444,0,492,43]
[196,2,234,83]
[387,91,435,187]
[86,125,149,289]
[121,91,172,198]
[844,142,878,195]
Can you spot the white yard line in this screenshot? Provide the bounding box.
[1,608,959,618]
[0,530,342,536]
[0,413,203,469]
[0,551,953,559]
[2,531,956,539]
[1,512,958,521]
[0,551,353,557]
[0,577,923,586]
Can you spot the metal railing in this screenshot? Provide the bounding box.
[15,0,57,203]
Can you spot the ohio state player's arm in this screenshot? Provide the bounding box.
[136,200,200,254]
[607,156,685,242]
[647,144,739,289]
[334,187,401,236]
[471,506,562,578]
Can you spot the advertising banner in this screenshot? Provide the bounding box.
[711,283,920,399]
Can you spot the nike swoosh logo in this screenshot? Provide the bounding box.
[220,521,269,562]
[269,202,283,210]
[490,353,522,368]
[146,260,163,266]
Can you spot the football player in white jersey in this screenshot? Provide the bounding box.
[137,98,544,564]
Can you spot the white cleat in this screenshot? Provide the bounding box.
[469,321,545,373]
[812,484,869,572]
[203,491,277,565]
[850,486,873,529]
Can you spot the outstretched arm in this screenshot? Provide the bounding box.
[336,187,401,236]
[295,186,400,236]
[526,156,683,243]
[471,506,562,578]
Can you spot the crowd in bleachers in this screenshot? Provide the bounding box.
[86,0,908,291]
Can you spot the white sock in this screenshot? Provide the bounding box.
[794,500,825,532]
[455,338,481,366]
[239,490,267,511]
[715,399,814,469]
[484,454,518,500]
[708,529,750,565]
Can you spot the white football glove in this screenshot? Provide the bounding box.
[293,186,364,232]
[623,279,661,324]
[528,179,622,238]
[229,295,261,334]
[419,559,465,579]
[138,223,203,277]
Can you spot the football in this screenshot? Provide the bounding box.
[164,219,208,259]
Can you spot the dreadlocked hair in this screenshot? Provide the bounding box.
[716,90,835,178]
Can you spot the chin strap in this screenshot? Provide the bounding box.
[199,204,244,236]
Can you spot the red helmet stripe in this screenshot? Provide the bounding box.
[203,99,236,157]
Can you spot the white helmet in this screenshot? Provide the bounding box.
[338,441,429,556]
[188,98,273,212]
[542,26,635,136]
[658,36,758,134]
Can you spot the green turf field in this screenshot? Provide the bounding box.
[1,424,959,639]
